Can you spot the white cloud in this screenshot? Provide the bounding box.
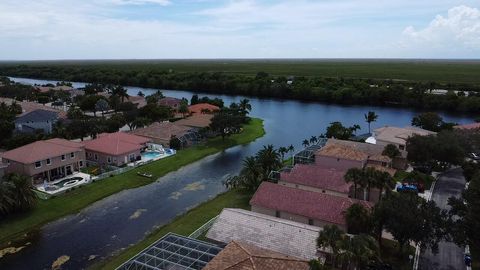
[403,5,480,50]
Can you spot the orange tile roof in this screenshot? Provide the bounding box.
[175,114,213,128]
[188,103,219,114]
[316,143,369,161]
[130,122,191,144]
[2,138,84,164]
[84,132,151,155]
[203,241,309,270]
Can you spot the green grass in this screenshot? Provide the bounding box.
[89,189,252,270]
[0,118,265,244]
[2,59,480,84]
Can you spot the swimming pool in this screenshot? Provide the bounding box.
[142,151,162,160]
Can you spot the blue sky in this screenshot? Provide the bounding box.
[0,0,479,60]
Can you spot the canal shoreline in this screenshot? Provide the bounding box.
[0,118,265,247]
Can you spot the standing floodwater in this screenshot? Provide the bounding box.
[0,77,474,269]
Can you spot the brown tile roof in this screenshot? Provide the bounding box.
[374,126,436,145]
[158,97,182,108]
[2,138,84,164]
[203,241,309,270]
[130,122,191,145]
[318,138,399,161]
[250,182,372,226]
[175,114,213,128]
[316,143,369,161]
[280,163,351,193]
[454,122,480,130]
[84,132,151,156]
[188,103,219,114]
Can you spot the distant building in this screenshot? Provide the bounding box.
[188,103,219,115]
[428,89,469,96]
[175,114,214,129]
[15,109,59,134]
[373,126,436,150]
[84,132,151,166]
[158,97,182,111]
[130,121,200,147]
[2,139,86,185]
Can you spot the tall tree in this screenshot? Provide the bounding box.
[345,168,363,199]
[317,225,344,267]
[364,111,378,134]
[411,112,444,132]
[302,139,310,148]
[344,203,372,235]
[382,144,401,159]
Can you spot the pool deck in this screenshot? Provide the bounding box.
[35,172,92,195]
[127,149,177,167]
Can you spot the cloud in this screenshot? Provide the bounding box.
[403,5,480,50]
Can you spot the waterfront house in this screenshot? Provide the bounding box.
[84,132,151,166]
[250,182,372,231]
[373,126,436,150]
[1,138,86,185]
[188,103,219,115]
[206,208,321,260]
[158,97,182,111]
[203,240,309,270]
[130,121,195,147]
[175,114,214,129]
[15,109,59,134]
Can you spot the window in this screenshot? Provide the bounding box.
[94,154,98,161]
[35,161,42,168]
[275,211,280,218]
[46,158,51,165]
[79,160,84,167]
[308,219,314,225]
[399,145,405,150]
[70,152,75,158]
[88,152,92,158]
[61,155,65,161]
[107,157,112,163]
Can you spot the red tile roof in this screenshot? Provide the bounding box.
[280,164,351,193]
[250,182,372,226]
[188,103,219,114]
[84,132,151,156]
[2,138,84,164]
[454,122,480,130]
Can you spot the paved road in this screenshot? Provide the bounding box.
[419,168,466,270]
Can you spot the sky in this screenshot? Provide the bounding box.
[0,0,479,60]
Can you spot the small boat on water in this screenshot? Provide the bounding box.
[137,172,153,178]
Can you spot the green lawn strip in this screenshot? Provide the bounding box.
[0,118,264,244]
[90,190,252,270]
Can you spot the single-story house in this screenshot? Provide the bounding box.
[188,103,219,115]
[203,240,309,270]
[130,121,197,147]
[206,208,321,260]
[373,126,436,150]
[1,138,86,185]
[175,114,214,129]
[84,132,152,166]
[158,97,182,110]
[278,163,351,198]
[15,109,59,134]
[250,182,372,231]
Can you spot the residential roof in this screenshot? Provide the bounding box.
[0,97,67,119]
[454,122,480,130]
[127,95,147,108]
[158,97,182,107]
[250,182,372,226]
[203,241,309,270]
[280,163,351,193]
[130,121,191,145]
[2,138,84,164]
[15,109,58,123]
[374,126,436,145]
[188,103,219,114]
[318,138,403,160]
[206,208,321,260]
[84,132,151,156]
[316,143,369,161]
[175,114,213,128]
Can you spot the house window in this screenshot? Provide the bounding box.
[88,152,92,158]
[35,161,42,168]
[308,219,314,225]
[46,158,51,165]
[70,152,75,158]
[94,154,98,161]
[107,157,112,163]
[79,160,84,167]
[275,210,280,218]
[61,155,65,161]
[399,145,405,150]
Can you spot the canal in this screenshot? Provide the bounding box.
[0,77,474,269]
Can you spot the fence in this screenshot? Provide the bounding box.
[92,158,158,181]
[189,215,219,239]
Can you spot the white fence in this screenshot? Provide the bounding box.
[189,215,219,239]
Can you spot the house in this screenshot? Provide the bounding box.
[206,208,321,260]
[454,122,480,131]
[373,126,436,150]
[1,138,86,185]
[203,241,309,270]
[175,114,214,129]
[0,97,67,119]
[158,97,182,110]
[15,109,59,134]
[250,182,372,231]
[278,163,351,198]
[84,132,151,166]
[127,95,147,108]
[188,103,219,115]
[130,121,196,147]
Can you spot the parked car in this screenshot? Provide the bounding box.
[403,180,425,193]
[396,183,419,193]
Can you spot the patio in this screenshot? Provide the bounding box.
[35,172,91,196]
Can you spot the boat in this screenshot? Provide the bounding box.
[137,172,153,178]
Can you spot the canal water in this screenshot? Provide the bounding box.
[0,77,474,269]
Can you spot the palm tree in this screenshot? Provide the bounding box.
[364,111,378,134]
[317,225,344,267]
[4,173,37,211]
[112,85,129,102]
[288,144,295,166]
[309,136,318,145]
[344,203,372,235]
[371,170,395,202]
[0,180,15,216]
[256,145,281,174]
[339,234,379,270]
[278,146,288,161]
[302,139,310,148]
[239,99,252,115]
[344,168,363,200]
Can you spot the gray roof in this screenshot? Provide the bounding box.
[15,109,59,123]
[206,208,321,260]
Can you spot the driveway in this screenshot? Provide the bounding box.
[418,168,466,270]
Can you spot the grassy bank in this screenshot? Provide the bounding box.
[0,118,264,244]
[91,189,252,270]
